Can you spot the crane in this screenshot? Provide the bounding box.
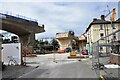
[101,5,116,21]
[110,8,116,21]
[104,5,111,17]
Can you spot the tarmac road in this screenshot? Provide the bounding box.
[18,59,97,78]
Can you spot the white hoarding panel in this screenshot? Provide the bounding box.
[2,43,21,65]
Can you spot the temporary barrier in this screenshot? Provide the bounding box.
[70,51,76,56]
[58,50,66,53]
[92,28,120,79]
[2,43,22,65]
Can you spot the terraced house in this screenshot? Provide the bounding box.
[86,16,120,54]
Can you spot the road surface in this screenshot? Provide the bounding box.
[18,53,97,78]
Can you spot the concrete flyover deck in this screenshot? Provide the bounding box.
[0,13,45,55]
[1,13,45,35]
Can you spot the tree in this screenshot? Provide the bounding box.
[51,39,59,50]
[2,39,11,44]
[44,40,48,45]
[34,40,40,49]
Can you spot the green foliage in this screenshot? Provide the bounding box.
[34,40,49,49]
[34,39,59,51]
[51,39,59,50]
[44,40,48,44]
[2,39,11,44]
[34,40,40,49]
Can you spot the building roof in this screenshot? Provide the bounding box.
[86,18,120,32]
[77,33,87,41]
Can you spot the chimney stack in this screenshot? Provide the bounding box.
[93,18,97,22]
[101,15,105,21]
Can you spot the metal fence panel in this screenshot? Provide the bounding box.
[92,28,120,79]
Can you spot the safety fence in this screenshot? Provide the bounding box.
[92,28,120,79]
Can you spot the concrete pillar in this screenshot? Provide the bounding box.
[19,33,35,56]
[57,38,73,50]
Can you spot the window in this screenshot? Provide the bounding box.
[100,24,104,30]
[100,47,103,51]
[113,33,116,39]
[100,33,104,38]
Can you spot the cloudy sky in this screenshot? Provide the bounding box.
[0,0,119,40]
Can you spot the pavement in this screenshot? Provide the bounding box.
[2,53,98,79]
[2,65,36,79]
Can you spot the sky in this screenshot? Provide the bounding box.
[0,0,119,40]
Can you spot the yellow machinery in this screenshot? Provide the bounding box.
[110,8,116,21]
[70,51,76,56]
[104,7,116,21]
[99,75,105,80]
[101,6,116,21]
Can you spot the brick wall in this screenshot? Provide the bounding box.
[110,53,120,65]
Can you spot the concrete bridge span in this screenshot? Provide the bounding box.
[0,13,45,55]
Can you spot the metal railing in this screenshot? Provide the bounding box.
[92,28,120,79]
[0,11,37,22]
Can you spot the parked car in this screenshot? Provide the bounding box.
[82,50,88,55]
[65,48,71,52]
[58,50,66,53]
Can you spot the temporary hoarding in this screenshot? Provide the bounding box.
[2,43,21,65]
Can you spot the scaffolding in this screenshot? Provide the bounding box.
[92,28,120,79]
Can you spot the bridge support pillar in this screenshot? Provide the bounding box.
[19,33,35,57]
